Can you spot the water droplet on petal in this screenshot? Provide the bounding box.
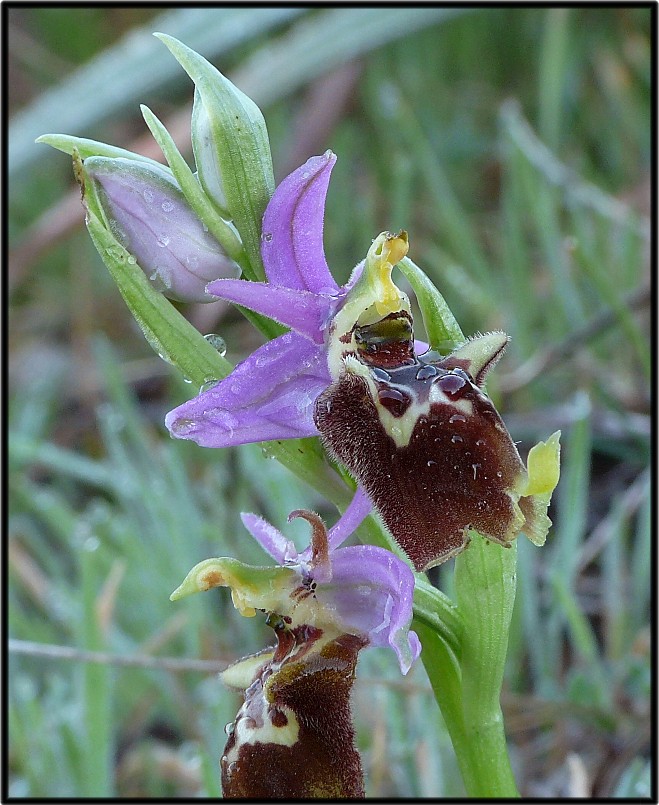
[161,199,174,213]
[143,189,154,203]
[416,364,438,381]
[156,234,170,248]
[451,434,464,444]
[224,722,235,737]
[476,439,486,447]
[200,379,219,393]
[149,266,172,290]
[371,367,391,382]
[439,374,467,396]
[263,232,273,243]
[378,387,409,417]
[449,413,467,424]
[427,460,437,467]
[127,254,137,265]
[171,418,196,435]
[202,408,238,436]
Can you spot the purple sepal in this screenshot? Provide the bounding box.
[165,331,328,447]
[323,545,421,674]
[261,152,339,294]
[85,156,239,303]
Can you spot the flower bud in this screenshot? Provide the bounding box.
[156,33,275,280]
[85,156,240,303]
[191,88,230,219]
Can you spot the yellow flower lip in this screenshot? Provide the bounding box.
[367,230,409,317]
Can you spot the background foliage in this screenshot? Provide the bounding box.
[8,6,652,798]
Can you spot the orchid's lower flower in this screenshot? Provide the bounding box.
[85,156,241,303]
[166,152,560,571]
[170,491,420,798]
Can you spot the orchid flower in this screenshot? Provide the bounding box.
[166,152,560,572]
[170,491,421,798]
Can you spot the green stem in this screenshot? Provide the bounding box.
[454,534,520,797]
[414,621,478,793]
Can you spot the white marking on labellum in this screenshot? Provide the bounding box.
[342,355,474,449]
[225,701,300,770]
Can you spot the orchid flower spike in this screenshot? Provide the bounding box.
[166,152,560,571]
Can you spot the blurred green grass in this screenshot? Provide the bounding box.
[7,6,652,798]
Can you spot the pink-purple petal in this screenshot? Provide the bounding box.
[317,544,421,674]
[206,279,336,345]
[326,487,372,551]
[165,332,328,447]
[240,512,298,564]
[261,152,339,294]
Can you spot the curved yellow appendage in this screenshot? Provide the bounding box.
[524,430,561,497]
[369,231,409,317]
[518,431,561,546]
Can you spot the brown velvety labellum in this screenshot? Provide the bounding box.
[221,625,366,799]
[314,359,527,571]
